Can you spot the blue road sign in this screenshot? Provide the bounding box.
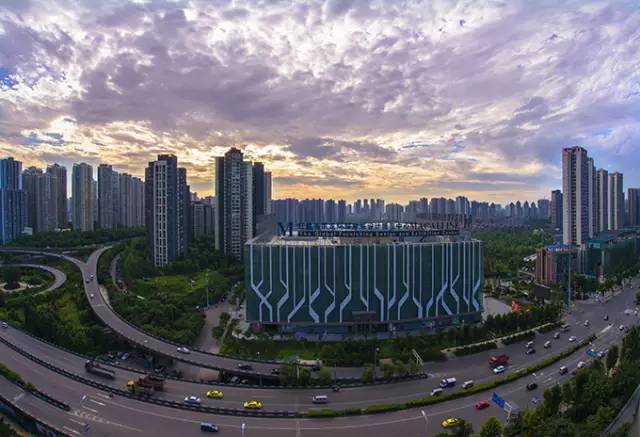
[492,392,505,408]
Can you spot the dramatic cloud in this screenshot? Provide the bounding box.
[0,0,639,202]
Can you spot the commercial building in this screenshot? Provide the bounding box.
[562,146,589,247]
[0,157,26,244]
[72,163,94,232]
[214,148,254,260]
[245,228,483,333]
[535,243,575,285]
[145,154,188,267]
[608,172,624,231]
[584,230,640,279]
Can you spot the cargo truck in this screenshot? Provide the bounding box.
[85,361,115,380]
[489,354,509,368]
[127,375,165,395]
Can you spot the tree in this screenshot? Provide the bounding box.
[543,385,562,418]
[451,419,474,437]
[2,266,20,290]
[382,362,395,379]
[361,364,374,383]
[317,367,333,385]
[479,417,503,437]
[606,344,619,371]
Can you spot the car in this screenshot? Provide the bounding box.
[619,325,626,331]
[312,395,328,404]
[237,363,253,371]
[584,320,590,327]
[90,293,95,299]
[184,396,201,405]
[206,390,224,399]
[430,388,443,397]
[526,382,538,391]
[532,396,540,405]
[544,341,552,348]
[525,348,536,355]
[493,365,506,374]
[553,332,561,339]
[200,422,219,433]
[121,353,130,361]
[597,349,607,359]
[177,347,190,354]
[331,385,341,392]
[474,400,490,410]
[270,368,280,375]
[568,336,577,342]
[441,418,460,428]
[1,321,7,329]
[559,366,568,375]
[577,361,586,369]
[462,380,474,389]
[243,400,263,409]
[604,314,609,321]
[525,341,534,349]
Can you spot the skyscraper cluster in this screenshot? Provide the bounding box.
[214,148,272,260]
[561,146,627,247]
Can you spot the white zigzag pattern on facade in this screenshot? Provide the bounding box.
[471,242,481,311]
[437,243,453,315]
[397,244,410,320]
[449,242,461,314]
[276,245,289,321]
[308,247,321,323]
[411,245,423,319]
[339,245,352,323]
[425,244,435,319]
[323,247,336,323]
[373,246,385,321]
[249,244,273,322]
[287,247,306,322]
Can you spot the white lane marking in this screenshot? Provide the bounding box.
[13,393,24,402]
[95,392,112,399]
[90,399,106,406]
[63,426,81,435]
[69,419,87,427]
[82,406,98,413]
[600,325,612,334]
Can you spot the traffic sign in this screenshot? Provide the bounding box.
[492,392,505,408]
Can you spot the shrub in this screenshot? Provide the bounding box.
[453,342,497,356]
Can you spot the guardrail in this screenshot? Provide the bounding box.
[0,391,71,437]
[0,369,70,412]
[0,334,301,419]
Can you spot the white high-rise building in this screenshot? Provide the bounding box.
[608,172,624,230]
[597,169,609,232]
[214,148,254,260]
[72,163,94,232]
[562,146,589,247]
[587,157,597,238]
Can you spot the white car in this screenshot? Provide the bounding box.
[568,336,577,342]
[1,321,8,329]
[583,320,589,327]
[493,365,506,374]
[619,325,626,331]
[90,293,95,299]
[544,341,551,348]
[184,396,201,405]
[577,361,586,369]
[177,347,190,354]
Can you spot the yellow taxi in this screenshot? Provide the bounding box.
[243,400,263,410]
[441,417,461,428]
[206,390,224,399]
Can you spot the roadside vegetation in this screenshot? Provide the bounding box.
[474,228,552,276]
[0,253,115,356]
[8,227,143,248]
[104,236,243,345]
[221,304,561,367]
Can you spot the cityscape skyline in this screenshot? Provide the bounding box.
[1,1,639,203]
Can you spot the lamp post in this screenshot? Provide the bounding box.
[374,347,380,372]
[421,410,429,436]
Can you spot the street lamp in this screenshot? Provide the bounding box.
[374,347,380,370]
[421,410,429,436]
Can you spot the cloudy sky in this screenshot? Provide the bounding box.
[1,0,639,203]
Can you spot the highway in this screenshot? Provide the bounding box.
[3,263,66,292]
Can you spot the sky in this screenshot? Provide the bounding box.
[0,0,639,203]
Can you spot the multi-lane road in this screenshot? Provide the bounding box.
[0,246,638,435]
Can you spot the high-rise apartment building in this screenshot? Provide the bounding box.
[72,163,94,232]
[47,163,67,228]
[597,169,609,232]
[537,199,550,219]
[23,167,59,232]
[385,203,404,221]
[550,190,563,230]
[628,188,640,227]
[337,200,347,222]
[118,173,145,228]
[145,155,187,267]
[562,146,589,246]
[587,157,597,237]
[608,172,624,231]
[192,201,214,237]
[0,157,26,244]
[264,171,272,215]
[98,164,118,229]
[214,148,254,260]
[325,199,337,222]
[178,167,190,255]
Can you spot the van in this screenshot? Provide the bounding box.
[559,366,568,375]
[311,395,328,404]
[462,380,474,389]
[439,377,457,388]
[200,422,219,433]
[430,388,443,397]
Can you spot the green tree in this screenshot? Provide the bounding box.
[636,290,640,304]
[2,266,20,290]
[382,362,395,379]
[542,384,562,418]
[606,344,619,371]
[479,417,503,437]
[317,367,333,385]
[451,419,474,437]
[361,364,374,383]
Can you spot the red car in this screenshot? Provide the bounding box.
[474,400,490,410]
